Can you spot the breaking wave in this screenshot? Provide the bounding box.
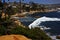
[28,16,60,29]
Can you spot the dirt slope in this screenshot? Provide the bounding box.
[0,35,31,40]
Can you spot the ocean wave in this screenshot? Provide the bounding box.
[28,16,60,29]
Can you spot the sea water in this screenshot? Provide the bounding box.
[19,11,60,36]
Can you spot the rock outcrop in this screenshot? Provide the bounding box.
[0,35,31,40]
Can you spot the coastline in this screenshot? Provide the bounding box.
[12,10,57,18]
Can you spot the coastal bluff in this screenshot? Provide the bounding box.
[0,35,31,40]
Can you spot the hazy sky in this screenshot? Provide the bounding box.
[3,0,60,4]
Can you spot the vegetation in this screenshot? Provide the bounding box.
[29,1,37,11]
[0,24,52,40]
[0,1,3,10]
[5,6,17,18]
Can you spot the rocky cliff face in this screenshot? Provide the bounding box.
[10,18,25,28]
[0,35,31,40]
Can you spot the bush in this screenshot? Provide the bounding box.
[0,26,7,35]
[10,26,51,40]
[0,24,51,40]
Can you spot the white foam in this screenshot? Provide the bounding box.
[28,16,60,29]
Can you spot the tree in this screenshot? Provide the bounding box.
[29,1,37,11]
[40,5,46,11]
[0,1,4,21]
[0,1,3,10]
[5,6,17,19]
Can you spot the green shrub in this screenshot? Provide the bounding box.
[0,26,6,35]
[10,26,51,40]
[0,24,51,40]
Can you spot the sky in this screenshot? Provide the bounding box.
[2,0,60,4]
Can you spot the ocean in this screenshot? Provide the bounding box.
[19,11,60,36]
